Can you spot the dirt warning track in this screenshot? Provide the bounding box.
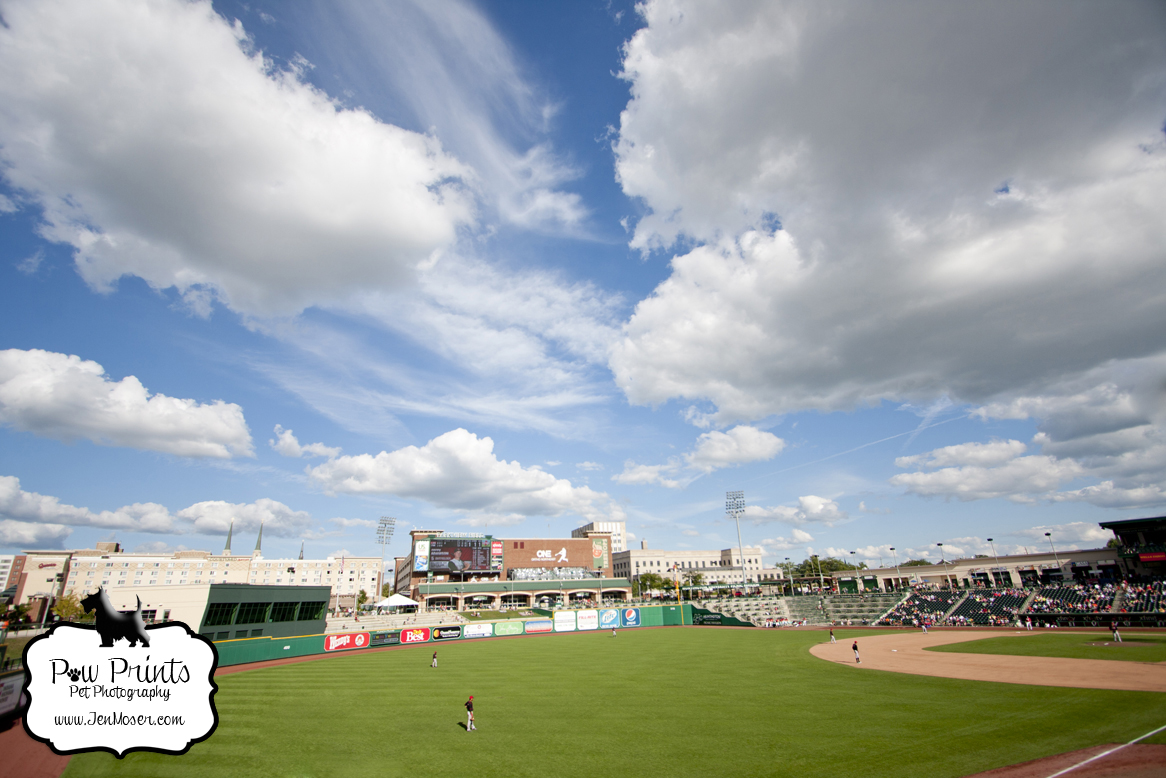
[810,629,1166,692]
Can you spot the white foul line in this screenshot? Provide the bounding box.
[1044,722,1166,778]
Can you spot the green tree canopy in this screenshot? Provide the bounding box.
[53,593,83,622]
[791,557,865,578]
[357,589,369,607]
[901,559,932,567]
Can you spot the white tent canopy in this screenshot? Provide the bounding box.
[375,593,419,608]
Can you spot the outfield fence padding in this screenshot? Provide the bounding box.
[213,603,750,667]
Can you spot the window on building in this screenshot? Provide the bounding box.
[204,603,237,626]
[235,602,271,624]
[298,601,326,621]
[270,602,298,622]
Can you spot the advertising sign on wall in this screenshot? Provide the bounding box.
[433,626,462,640]
[494,621,523,636]
[591,538,608,570]
[463,623,493,639]
[412,540,430,572]
[599,609,619,629]
[0,672,24,717]
[325,632,370,652]
[576,610,598,630]
[401,627,431,644]
[524,619,553,634]
[553,611,576,632]
[620,608,641,627]
[369,631,400,646]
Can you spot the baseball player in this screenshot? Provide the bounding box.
[465,695,476,731]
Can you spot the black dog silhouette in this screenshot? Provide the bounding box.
[79,587,150,648]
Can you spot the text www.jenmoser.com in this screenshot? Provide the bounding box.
[55,712,186,726]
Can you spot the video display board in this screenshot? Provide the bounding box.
[413,538,496,572]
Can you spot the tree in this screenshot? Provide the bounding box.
[53,593,83,622]
[791,557,864,578]
[682,571,705,587]
[636,573,668,595]
[901,559,932,567]
[357,589,368,608]
[1106,538,1121,549]
[382,582,393,598]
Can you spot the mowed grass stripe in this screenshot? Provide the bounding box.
[63,628,1166,778]
[928,632,1166,663]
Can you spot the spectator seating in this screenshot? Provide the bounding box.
[1026,584,1115,614]
[945,588,1028,625]
[877,590,963,626]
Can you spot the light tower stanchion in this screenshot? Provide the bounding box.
[727,491,747,593]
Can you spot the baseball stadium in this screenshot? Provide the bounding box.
[3,516,1165,777]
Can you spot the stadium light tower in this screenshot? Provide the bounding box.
[890,547,903,591]
[726,491,748,590]
[937,542,952,589]
[376,517,397,597]
[850,551,859,592]
[987,538,1002,585]
[1044,532,1060,566]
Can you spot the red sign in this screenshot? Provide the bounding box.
[401,627,431,644]
[324,632,370,652]
[38,563,58,569]
[1139,552,1166,562]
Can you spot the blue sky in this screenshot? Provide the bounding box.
[1,0,1165,568]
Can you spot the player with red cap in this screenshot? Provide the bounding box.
[465,695,476,732]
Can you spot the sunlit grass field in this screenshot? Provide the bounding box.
[928,630,1166,663]
[63,628,1166,778]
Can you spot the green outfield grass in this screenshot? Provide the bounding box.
[63,628,1166,778]
[928,631,1166,663]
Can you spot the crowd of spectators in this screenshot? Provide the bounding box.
[878,590,963,626]
[945,588,1028,625]
[1026,583,1115,614]
[1118,581,1164,612]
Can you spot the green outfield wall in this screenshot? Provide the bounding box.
[212,603,734,667]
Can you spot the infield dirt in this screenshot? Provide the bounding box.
[810,628,1166,692]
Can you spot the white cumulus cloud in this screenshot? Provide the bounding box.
[746,496,847,526]
[0,348,252,458]
[305,428,624,524]
[0,0,473,316]
[269,425,340,459]
[0,474,320,542]
[614,425,784,488]
[609,1,1166,426]
[685,426,785,473]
